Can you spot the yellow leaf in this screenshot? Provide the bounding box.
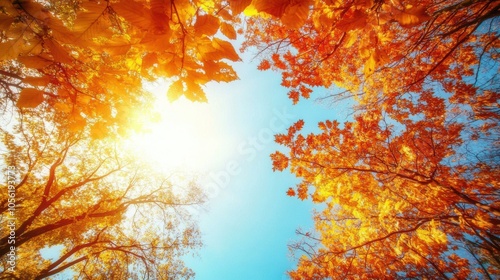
[167,79,184,102]
[344,31,358,48]
[17,88,45,108]
[185,80,208,102]
[416,228,432,243]
[430,228,447,244]
[90,122,108,139]
[364,52,376,77]
[243,4,260,16]
[229,0,252,15]
[392,5,431,27]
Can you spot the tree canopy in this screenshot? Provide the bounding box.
[0,0,241,138]
[239,0,499,278]
[1,0,499,279]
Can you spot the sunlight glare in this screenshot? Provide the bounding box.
[126,88,221,173]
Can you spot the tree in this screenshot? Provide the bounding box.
[1,105,204,279]
[0,0,243,278]
[0,0,241,137]
[272,111,499,278]
[235,0,500,278]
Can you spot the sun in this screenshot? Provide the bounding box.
[124,85,222,173]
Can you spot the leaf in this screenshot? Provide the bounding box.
[229,0,252,15]
[90,122,108,139]
[46,17,77,44]
[220,22,237,40]
[53,102,73,113]
[364,52,376,76]
[0,39,24,61]
[392,5,432,27]
[167,79,184,102]
[67,110,87,131]
[194,14,220,36]
[44,39,73,64]
[253,0,290,18]
[73,1,110,40]
[185,80,208,102]
[280,0,312,29]
[336,9,367,32]
[0,13,14,30]
[204,61,239,82]
[23,76,52,87]
[18,55,52,69]
[212,38,240,61]
[17,88,45,108]
[112,0,152,29]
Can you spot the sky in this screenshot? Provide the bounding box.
[139,51,349,279]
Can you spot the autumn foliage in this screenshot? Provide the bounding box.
[0,0,241,138]
[239,0,499,278]
[1,0,499,279]
[0,0,241,278]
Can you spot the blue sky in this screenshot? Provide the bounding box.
[157,51,346,279]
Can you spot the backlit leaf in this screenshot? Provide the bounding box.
[194,14,220,36]
[17,88,45,108]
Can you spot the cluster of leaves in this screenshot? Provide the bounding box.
[239,0,500,278]
[0,0,242,138]
[0,106,204,279]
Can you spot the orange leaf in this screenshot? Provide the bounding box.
[281,0,312,29]
[392,5,431,27]
[253,0,290,18]
[336,9,367,32]
[194,14,220,36]
[17,88,45,108]
[212,38,240,61]
[220,22,237,40]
